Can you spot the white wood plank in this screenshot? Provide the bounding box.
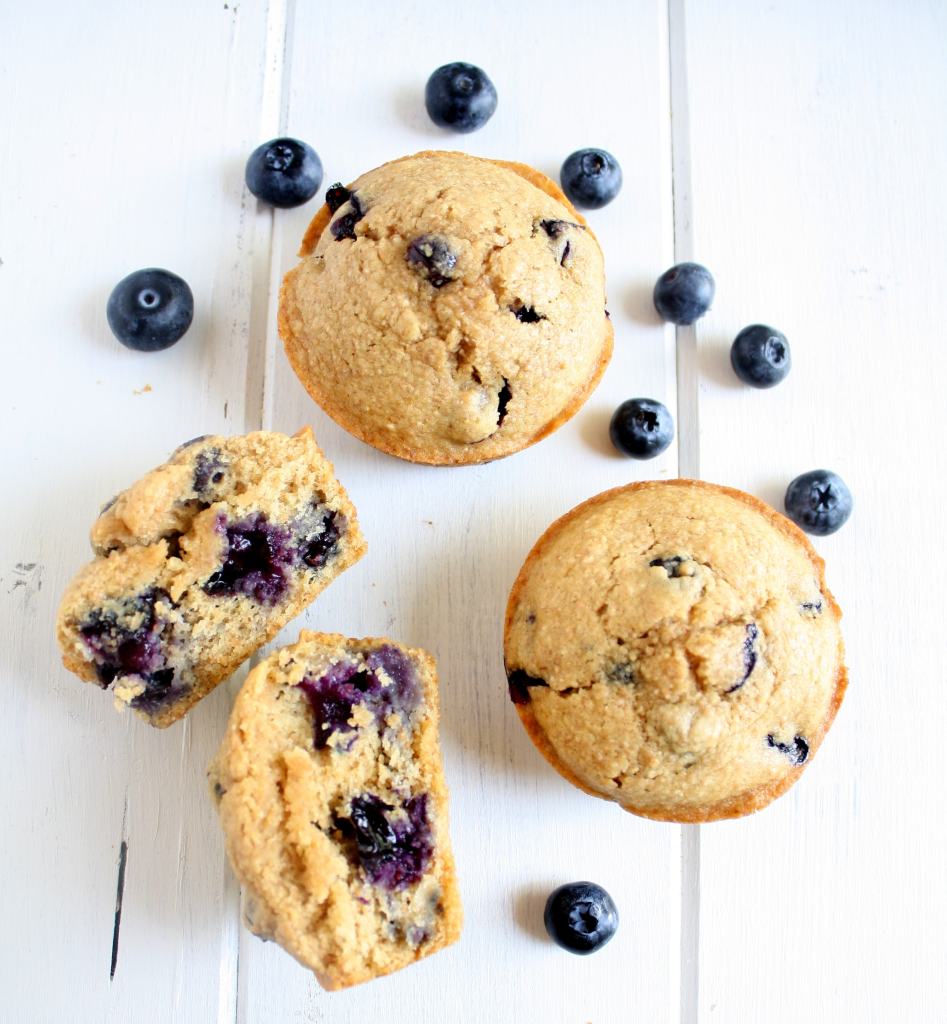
[0,2,272,1019]
[680,1,947,1020]
[237,1,683,1021]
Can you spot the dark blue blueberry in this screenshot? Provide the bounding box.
[106,268,194,352]
[511,305,545,323]
[560,149,622,210]
[727,623,758,694]
[544,882,619,955]
[506,668,548,705]
[539,219,581,238]
[245,137,323,208]
[766,733,809,765]
[79,589,176,706]
[650,555,686,577]
[653,262,715,325]
[605,662,635,685]
[784,470,853,536]
[324,183,351,213]
[425,62,497,133]
[338,794,433,890]
[730,324,792,387]
[406,235,457,287]
[609,398,674,459]
[203,514,294,605]
[193,448,226,496]
[298,508,341,569]
[496,378,512,427]
[801,600,823,615]
[330,193,364,241]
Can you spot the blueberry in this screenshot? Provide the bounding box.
[337,794,433,891]
[511,305,545,323]
[298,508,341,569]
[329,193,364,241]
[766,733,809,765]
[244,137,322,208]
[203,513,294,605]
[406,235,457,287]
[784,470,853,536]
[650,555,686,577]
[730,324,792,387]
[425,61,497,133]
[506,668,548,705]
[106,268,194,352]
[544,882,619,955]
[727,623,758,694]
[653,262,715,325]
[560,149,622,210]
[609,398,674,459]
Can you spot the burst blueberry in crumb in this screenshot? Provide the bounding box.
[325,183,351,213]
[79,589,176,706]
[560,149,622,209]
[506,667,548,704]
[245,137,323,208]
[298,509,341,569]
[730,324,792,388]
[330,193,364,241]
[406,235,458,287]
[425,62,497,133]
[193,447,226,495]
[653,262,715,325]
[650,555,686,577]
[767,733,809,764]
[511,305,544,323]
[544,881,619,955]
[338,794,433,890]
[784,470,853,536]
[203,514,294,605]
[610,398,674,459]
[727,623,758,694]
[107,268,194,352]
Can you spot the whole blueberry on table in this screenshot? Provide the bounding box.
[106,268,193,352]
[609,398,674,459]
[559,148,622,210]
[544,881,619,955]
[245,137,323,208]
[653,262,715,325]
[784,469,853,536]
[730,324,791,387]
[425,62,497,132]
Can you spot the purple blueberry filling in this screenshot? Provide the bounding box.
[337,793,433,891]
[203,513,294,605]
[406,235,457,287]
[801,600,823,615]
[606,662,635,685]
[767,733,809,765]
[540,218,580,238]
[506,667,548,704]
[297,645,421,749]
[511,304,545,323]
[193,448,226,495]
[727,623,759,694]
[330,193,364,241]
[79,588,176,709]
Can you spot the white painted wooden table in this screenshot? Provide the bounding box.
[3,2,946,1020]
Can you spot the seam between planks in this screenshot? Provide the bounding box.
[668,1,701,1023]
[227,3,296,1024]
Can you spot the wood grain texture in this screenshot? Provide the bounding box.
[681,1,947,1020]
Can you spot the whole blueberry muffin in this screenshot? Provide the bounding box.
[208,631,461,990]
[504,480,847,822]
[56,429,366,727]
[279,150,613,465]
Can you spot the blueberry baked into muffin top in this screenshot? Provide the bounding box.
[208,631,461,990]
[504,480,846,823]
[56,429,366,727]
[279,150,613,465]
